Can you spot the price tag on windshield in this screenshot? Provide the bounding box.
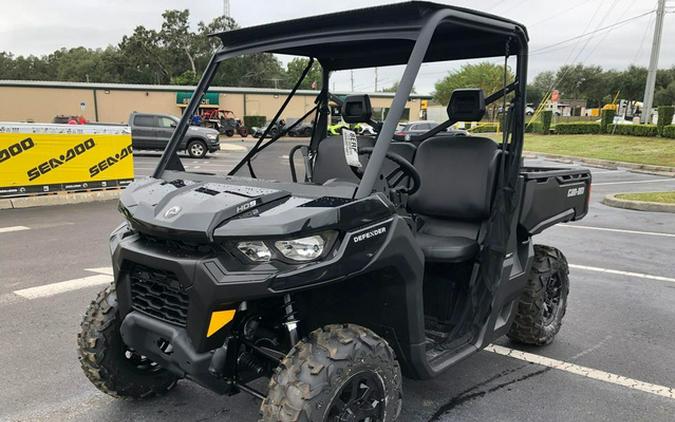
[342,129,361,168]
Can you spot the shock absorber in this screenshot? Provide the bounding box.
[282,294,299,345]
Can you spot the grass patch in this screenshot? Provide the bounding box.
[615,192,675,204]
[484,134,675,167]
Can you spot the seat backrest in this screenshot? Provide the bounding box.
[312,136,417,186]
[312,135,375,184]
[409,136,499,222]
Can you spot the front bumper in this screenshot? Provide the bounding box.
[120,311,233,393]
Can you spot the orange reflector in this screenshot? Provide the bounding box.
[206,309,236,337]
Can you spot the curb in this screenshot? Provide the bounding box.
[0,189,121,210]
[602,193,675,213]
[525,151,674,175]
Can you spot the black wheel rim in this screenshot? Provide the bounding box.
[542,272,564,325]
[326,370,386,422]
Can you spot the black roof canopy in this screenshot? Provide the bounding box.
[212,2,529,70]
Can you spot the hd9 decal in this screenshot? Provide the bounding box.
[0,128,134,196]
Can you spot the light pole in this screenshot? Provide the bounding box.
[641,0,666,124]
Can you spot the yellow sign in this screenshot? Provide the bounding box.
[420,99,429,110]
[0,126,134,196]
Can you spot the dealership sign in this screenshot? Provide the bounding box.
[176,91,219,106]
[0,123,134,197]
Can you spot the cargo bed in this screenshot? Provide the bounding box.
[519,167,592,235]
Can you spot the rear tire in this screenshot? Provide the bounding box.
[187,140,207,158]
[261,324,402,422]
[508,245,569,346]
[225,129,235,137]
[77,284,179,398]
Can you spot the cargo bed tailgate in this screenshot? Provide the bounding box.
[519,167,591,234]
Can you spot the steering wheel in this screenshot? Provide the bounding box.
[349,147,421,195]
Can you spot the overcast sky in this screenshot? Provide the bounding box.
[1,0,673,93]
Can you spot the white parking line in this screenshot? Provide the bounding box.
[10,268,114,301]
[486,345,674,400]
[0,226,30,233]
[593,178,672,186]
[13,274,112,300]
[561,224,675,238]
[569,264,675,284]
[84,267,114,275]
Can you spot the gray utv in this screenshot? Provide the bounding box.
[78,2,591,421]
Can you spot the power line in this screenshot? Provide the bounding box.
[531,10,656,54]
[527,0,589,28]
[578,0,634,64]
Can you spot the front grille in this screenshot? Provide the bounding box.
[129,265,189,326]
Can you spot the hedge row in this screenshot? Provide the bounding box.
[468,122,498,133]
[244,115,266,129]
[553,122,601,134]
[657,106,674,135]
[607,124,659,137]
[660,125,675,139]
[541,110,553,134]
[525,122,544,133]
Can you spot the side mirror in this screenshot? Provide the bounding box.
[170,121,177,128]
[447,89,486,121]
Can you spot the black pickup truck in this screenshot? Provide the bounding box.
[129,112,220,158]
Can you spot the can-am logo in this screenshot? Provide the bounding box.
[164,206,182,218]
[567,186,585,197]
[353,226,387,243]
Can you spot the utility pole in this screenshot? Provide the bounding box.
[350,70,354,92]
[375,67,378,92]
[641,0,666,124]
[223,0,230,17]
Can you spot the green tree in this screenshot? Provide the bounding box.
[531,71,555,92]
[433,62,513,116]
[160,10,198,76]
[381,81,416,94]
[284,58,322,89]
[655,81,675,106]
[526,84,544,106]
[119,25,170,83]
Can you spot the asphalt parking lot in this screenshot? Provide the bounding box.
[1,138,674,421]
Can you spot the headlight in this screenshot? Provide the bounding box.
[237,241,271,262]
[274,234,326,262]
[207,133,218,140]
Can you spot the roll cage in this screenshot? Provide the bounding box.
[153,1,529,199]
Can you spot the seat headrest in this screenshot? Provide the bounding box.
[447,89,485,121]
[341,94,372,123]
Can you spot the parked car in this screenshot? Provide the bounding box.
[287,118,315,137]
[129,112,220,158]
[395,120,467,140]
[252,120,286,138]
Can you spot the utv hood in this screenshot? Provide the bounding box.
[119,178,291,240]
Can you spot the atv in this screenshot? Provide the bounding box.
[78,3,592,421]
[203,109,249,137]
